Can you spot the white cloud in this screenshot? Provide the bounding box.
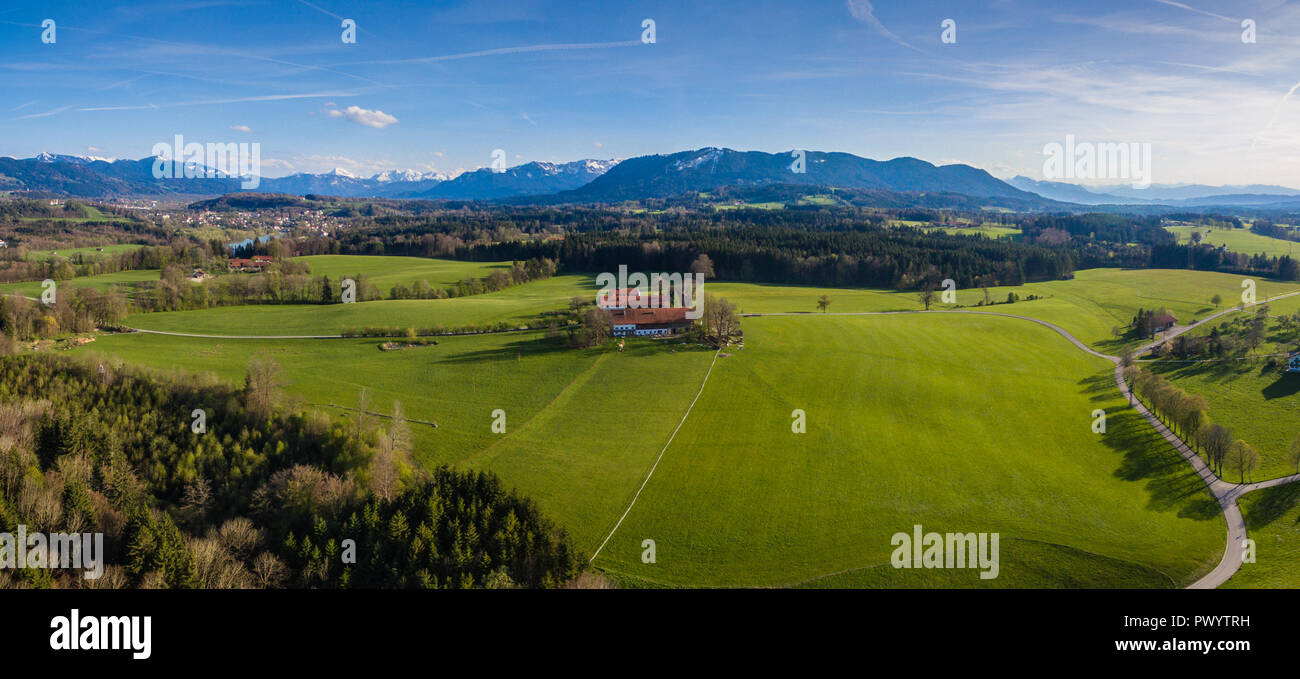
[326,105,398,129]
[845,0,919,52]
[229,124,252,133]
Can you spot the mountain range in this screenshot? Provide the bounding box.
[1006,176,1300,207]
[4,148,1299,210]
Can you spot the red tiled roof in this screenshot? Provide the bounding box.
[608,307,690,326]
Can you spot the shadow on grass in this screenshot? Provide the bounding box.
[1148,358,1248,385]
[1242,483,1300,529]
[436,334,712,365]
[1079,372,1118,402]
[1094,405,1221,521]
[1262,372,1300,400]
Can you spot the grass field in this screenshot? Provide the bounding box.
[1145,295,1300,482]
[1147,361,1300,482]
[0,269,160,298]
[55,263,1290,588]
[294,255,511,293]
[591,315,1223,587]
[926,225,1021,239]
[19,205,134,223]
[714,268,1300,352]
[25,244,144,262]
[78,330,608,468]
[123,274,594,334]
[75,329,718,556]
[1166,225,1300,258]
[1225,483,1300,587]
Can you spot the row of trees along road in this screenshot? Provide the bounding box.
[1123,364,1261,482]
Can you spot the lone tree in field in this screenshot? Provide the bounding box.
[1288,433,1300,474]
[817,295,831,313]
[1211,293,1223,308]
[918,282,937,311]
[978,275,993,306]
[695,293,741,348]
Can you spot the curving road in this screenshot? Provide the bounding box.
[747,292,1300,589]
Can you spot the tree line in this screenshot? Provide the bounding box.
[1123,364,1259,482]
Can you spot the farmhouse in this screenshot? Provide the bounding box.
[608,307,692,337]
[1151,313,1177,332]
[228,257,268,271]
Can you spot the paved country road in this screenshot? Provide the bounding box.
[747,290,1300,589]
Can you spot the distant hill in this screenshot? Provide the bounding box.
[0,156,242,196]
[551,148,1039,203]
[0,153,617,201]
[417,159,618,200]
[1008,175,1300,207]
[260,168,448,198]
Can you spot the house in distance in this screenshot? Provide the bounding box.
[1151,313,1177,333]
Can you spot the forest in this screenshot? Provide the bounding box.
[0,353,580,588]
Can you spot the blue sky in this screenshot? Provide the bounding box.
[1,0,1297,186]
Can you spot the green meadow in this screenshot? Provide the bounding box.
[79,330,605,468]
[0,268,160,298]
[123,274,595,335]
[1166,225,1300,258]
[294,254,511,293]
[76,329,717,557]
[25,243,144,262]
[1224,484,1300,588]
[590,315,1223,587]
[1148,361,1300,482]
[53,262,1300,587]
[715,268,1300,352]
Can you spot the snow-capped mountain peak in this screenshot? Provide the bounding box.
[371,169,448,183]
[30,152,116,165]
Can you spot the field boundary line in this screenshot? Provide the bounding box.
[589,348,722,563]
[458,352,610,468]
